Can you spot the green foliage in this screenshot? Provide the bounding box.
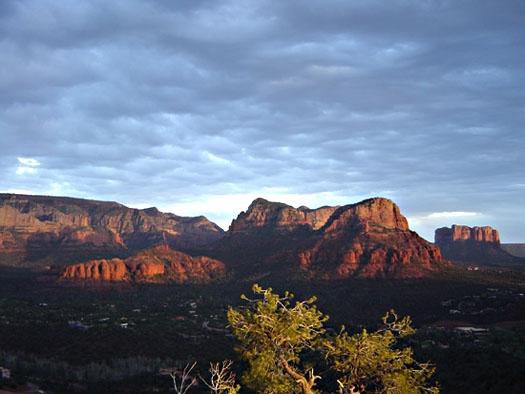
[325,311,438,393]
[227,284,328,394]
[228,285,439,394]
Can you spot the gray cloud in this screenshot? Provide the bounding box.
[1,0,524,241]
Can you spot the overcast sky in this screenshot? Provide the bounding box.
[1,0,524,241]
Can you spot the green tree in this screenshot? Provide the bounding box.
[325,311,439,394]
[228,285,439,394]
[227,284,328,394]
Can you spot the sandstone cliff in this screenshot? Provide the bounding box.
[1,193,452,280]
[297,198,444,278]
[435,225,521,266]
[0,193,224,262]
[435,225,500,244]
[229,198,339,232]
[213,197,445,278]
[62,245,225,283]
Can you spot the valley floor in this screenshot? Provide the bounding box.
[0,266,524,393]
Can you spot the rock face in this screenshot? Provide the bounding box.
[62,258,128,281]
[213,197,445,278]
[62,245,225,283]
[2,193,451,280]
[435,225,521,266]
[211,199,336,269]
[229,198,339,232]
[297,198,443,278]
[0,193,224,262]
[435,225,500,244]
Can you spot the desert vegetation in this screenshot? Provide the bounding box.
[229,285,439,393]
[1,267,524,392]
[158,284,438,393]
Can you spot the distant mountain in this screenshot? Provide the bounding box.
[211,197,446,278]
[1,193,448,279]
[435,225,523,266]
[0,193,224,263]
[501,243,525,258]
[62,244,225,282]
[208,198,339,273]
[229,197,339,232]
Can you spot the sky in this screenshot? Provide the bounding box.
[1,0,524,242]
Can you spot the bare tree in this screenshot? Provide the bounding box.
[160,362,197,394]
[337,379,361,394]
[200,360,239,394]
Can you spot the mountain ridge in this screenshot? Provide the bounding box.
[211,196,445,278]
[2,193,447,279]
[0,193,224,262]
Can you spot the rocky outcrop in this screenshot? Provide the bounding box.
[2,193,452,280]
[435,225,500,244]
[229,198,338,232]
[62,258,128,281]
[213,197,445,278]
[435,225,521,266]
[62,245,225,283]
[297,198,444,278]
[0,193,224,262]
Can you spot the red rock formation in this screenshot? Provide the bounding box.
[229,198,338,232]
[435,225,500,244]
[4,193,450,280]
[61,245,225,283]
[214,197,445,278]
[0,193,224,262]
[0,231,23,253]
[435,224,521,266]
[297,198,444,278]
[63,258,128,281]
[321,197,409,232]
[126,258,166,278]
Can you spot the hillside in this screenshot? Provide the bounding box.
[0,193,224,263]
[502,243,525,258]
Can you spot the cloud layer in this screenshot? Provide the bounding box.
[1,0,524,241]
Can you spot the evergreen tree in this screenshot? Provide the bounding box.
[228,284,439,394]
[228,284,327,394]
